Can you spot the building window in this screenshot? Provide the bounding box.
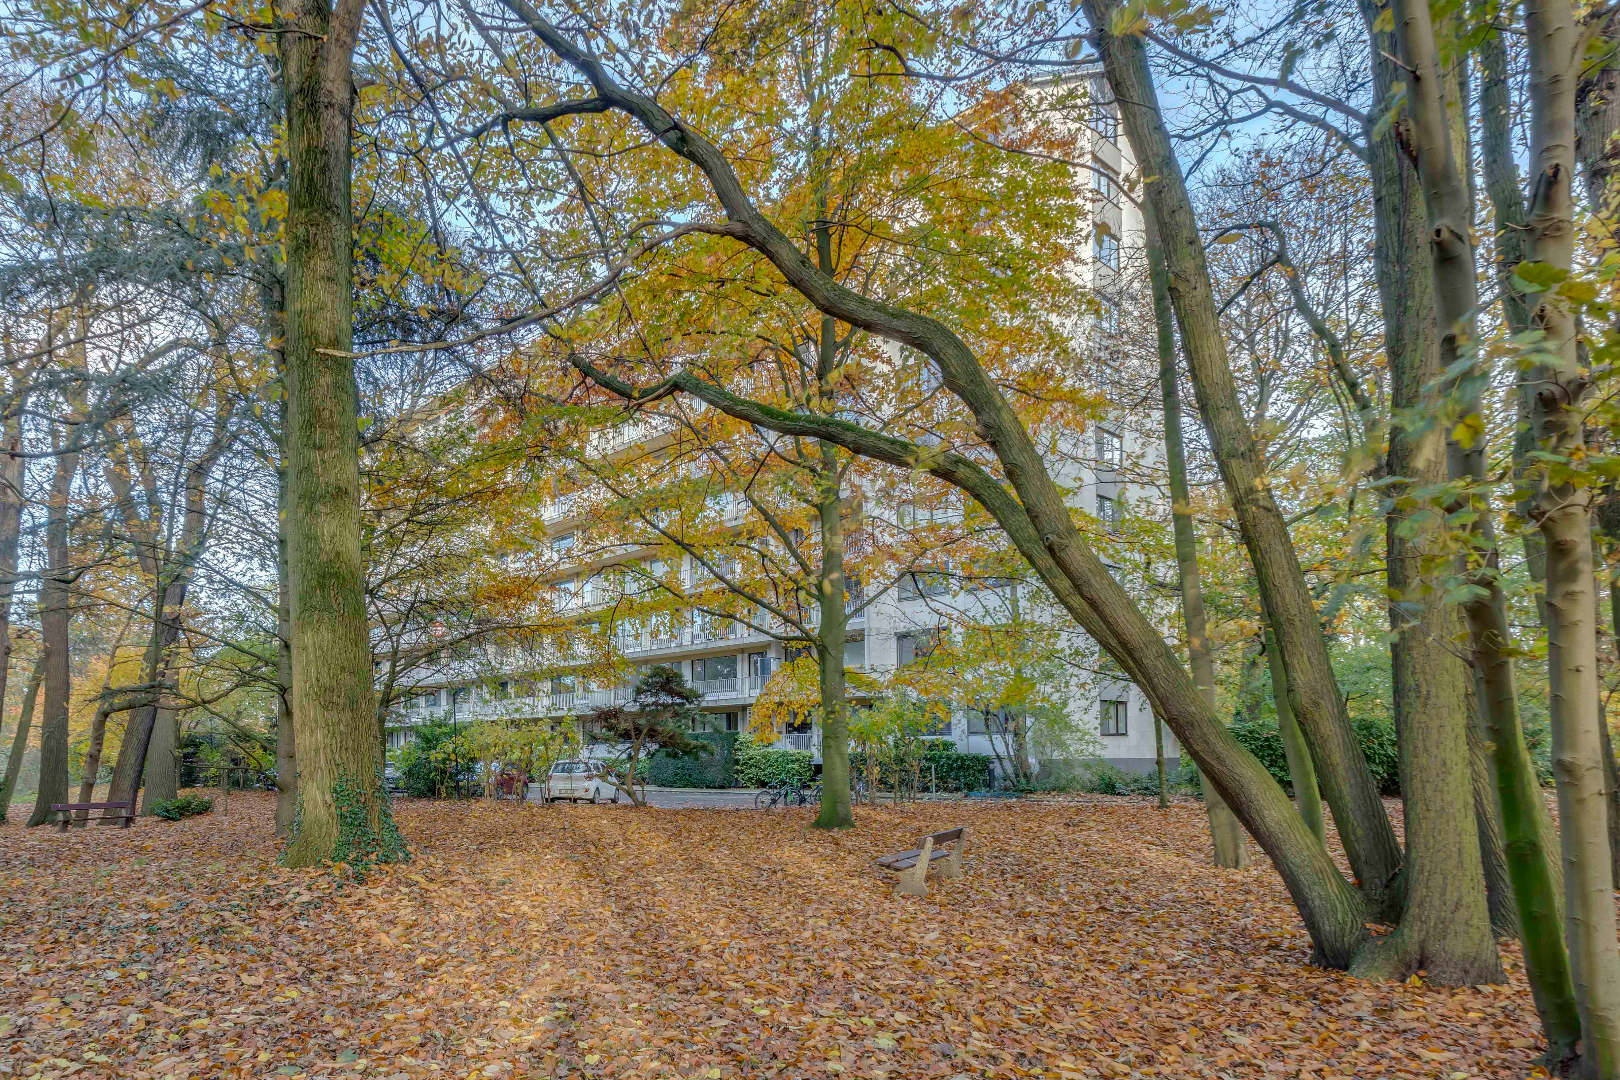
[692,654,738,687]
[1101,699,1127,736]
[1092,164,1120,207]
[1096,295,1121,336]
[896,628,941,667]
[749,651,772,679]
[1089,76,1120,140]
[552,532,575,554]
[1095,428,1123,468]
[1096,493,1121,531]
[843,634,866,670]
[898,571,951,600]
[1094,230,1119,271]
[721,711,741,732]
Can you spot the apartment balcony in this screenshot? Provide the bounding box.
[589,418,675,459]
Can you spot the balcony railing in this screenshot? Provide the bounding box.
[782,732,817,752]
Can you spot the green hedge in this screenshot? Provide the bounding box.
[646,731,735,788]
[849,745,994,792]
[150,794,213,821]
[735,742,814,788]
[1228,715,1400,796]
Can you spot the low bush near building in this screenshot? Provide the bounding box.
[734,742,813,788]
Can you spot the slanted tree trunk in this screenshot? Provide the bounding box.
[28,418,84,827]
[278,0,403,867]
[528,0,1370,965]
[1522,0,1620,1067]
[0,661,44,822]
[1082,0,1401,911]
[1258,592,1325,843]
[1148,202,1248,867]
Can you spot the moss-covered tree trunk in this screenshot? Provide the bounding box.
[1148,202,1248,867]
[1522,0,1620,1066]
[278,0,403,867]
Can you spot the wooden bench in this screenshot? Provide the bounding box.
[49,801,134,832]
[876,827,968,897]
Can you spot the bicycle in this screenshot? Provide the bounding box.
[754,780,798,809]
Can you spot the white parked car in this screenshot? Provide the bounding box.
[544,760,619,804]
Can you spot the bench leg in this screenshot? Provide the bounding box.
[54,813,68,833]
[895,837,933,898]
[940,829,968,880]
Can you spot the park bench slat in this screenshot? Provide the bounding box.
[877,827,968,896]
[49,800,135,832]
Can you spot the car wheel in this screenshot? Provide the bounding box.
[611,792,619,804]
[589,790,599,805]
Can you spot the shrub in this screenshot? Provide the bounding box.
[735,742,813,788]
[647,731,737,788]
[1228,715,1402,797]
[394,721,477,798]
[150,794,213,821]
[1074,761,1163,797]
[850,745,994,792]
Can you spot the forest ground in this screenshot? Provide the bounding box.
[0,793,1545,1080]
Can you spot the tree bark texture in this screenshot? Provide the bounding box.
[1149,202,1249,866]
[812,443,854,829]
[0,662,43,822]
[1265,613,1325,844]
[276,454,298,838]
[140,709,178,813]
[0,377,29,778]
[27,422,82,827]
[279,0,402,867]
[1084,0,1402,910]
[1523,0,1620,1066]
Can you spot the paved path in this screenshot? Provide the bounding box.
[523,785,770,809]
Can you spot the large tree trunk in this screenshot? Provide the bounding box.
[278,0,402,867]
[0,379,29,770]
[812,460,853,830]
[0,662,44,822]
[139,707,178,813]
[1148,202,1248,867]
[1083,0,1402,912]
[808,198,854,831]
[27,426,82,827]
[1523,0,1620,1067]
[1577,6,1620,213]
[275,456,298,837]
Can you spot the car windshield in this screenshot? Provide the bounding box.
[551,763,577,774]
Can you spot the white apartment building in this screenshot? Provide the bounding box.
[384,67,1180,779]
